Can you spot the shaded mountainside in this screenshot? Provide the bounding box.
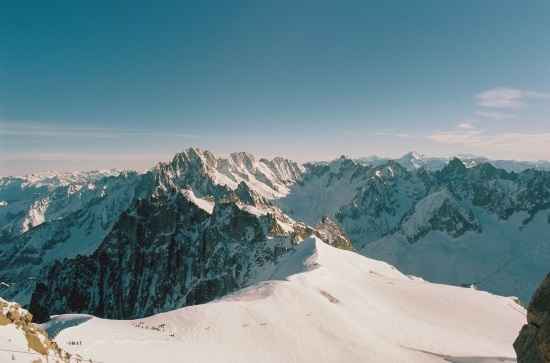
[27,150,319,321]
[279,156,550,301]
[2,147,550,315]
[0,171,143,304]
[0,148,304,307]
[29,190,305,321]
[515,274,550,363]
[51,238,525,363]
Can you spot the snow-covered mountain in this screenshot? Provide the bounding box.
[16,149,323,320]
[0,169,127,239]
[357,151,550,172]
[2,147,549,314]
[280,157,550,301]
[0,149,305,307]
[42,237,525,363]
[0,170,143,303]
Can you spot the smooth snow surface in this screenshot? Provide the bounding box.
[52,237,524,363]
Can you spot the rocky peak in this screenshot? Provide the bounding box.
[442,157,467,177]
[371,161,409,180]
[400,189,481,242]
[28,185,302,320]
[398,151,424,164]
[260,156,304,184]
[314,216,353,250]
[230,152,257,170]
[169,147,218,172]
[234,181,270,206]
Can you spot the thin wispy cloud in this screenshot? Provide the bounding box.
[0,151,172,162]
[429,123,550,159]
[476,87,550,109]
[456,122,475,130]
[0,123,200,139]
[374,130,412,138]
[475,111,516,120]
[429,124,483,145]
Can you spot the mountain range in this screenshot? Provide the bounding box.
[1,236,526,363]
[0,148,549,318]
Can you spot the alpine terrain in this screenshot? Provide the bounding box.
[1,148,549,313]
[16,237,528,363]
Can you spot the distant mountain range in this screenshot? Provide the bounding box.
[355,151,550,172]
[0,149,549,321]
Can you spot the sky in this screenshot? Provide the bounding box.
[1,0,550,176]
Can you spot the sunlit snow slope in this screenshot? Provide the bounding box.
[51,237,525,363]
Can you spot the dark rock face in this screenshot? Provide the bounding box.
[29,188,299,321]
[334,158,550,247]
[12,149,550,322]
[436,160,550,223]
[514,274,550,363]
[26,148,321,322]
[400,189,482,243]
[335,162,430,246]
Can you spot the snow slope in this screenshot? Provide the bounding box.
[362,210,550,302]
[276,157,371,224]
[51,237,525,363]
[0,169,127,237]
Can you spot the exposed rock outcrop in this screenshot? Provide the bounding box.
[514,274,550,362]
[29,189,307,321]
[314,216,353,250]
[1,297,69,362]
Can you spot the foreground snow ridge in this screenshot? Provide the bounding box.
[53,237,524,363]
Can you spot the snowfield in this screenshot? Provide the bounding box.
[49,237,525,363]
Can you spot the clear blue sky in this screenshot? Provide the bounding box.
[1,1,550,175]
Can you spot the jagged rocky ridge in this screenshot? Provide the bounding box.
[27,149,319,320]
[279,157,550,301]
[29,193,304,320]
[0,149,304,307]
[2,148,550,315]
[0,171,143,303]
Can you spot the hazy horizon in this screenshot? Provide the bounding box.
[2,1,550,175]
[2,146,550,177]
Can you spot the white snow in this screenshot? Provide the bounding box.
[52,237,525,363]
[363,210,550,302]
[181,189,215,214]
[276,161,366,224]
[169,149,303,200]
